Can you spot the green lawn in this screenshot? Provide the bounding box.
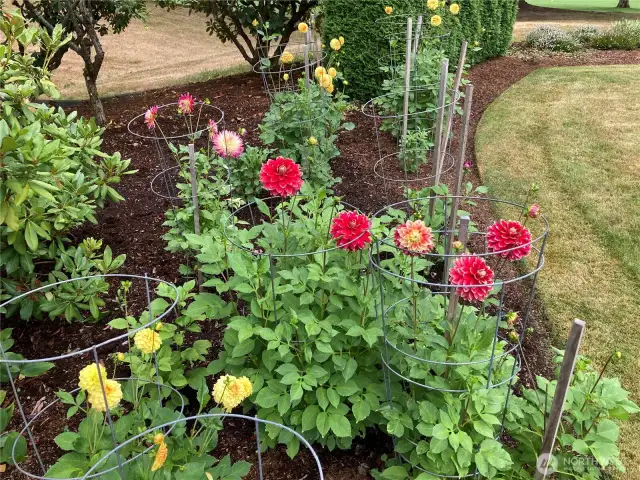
[527,0,640,13]
[475,65,640,479]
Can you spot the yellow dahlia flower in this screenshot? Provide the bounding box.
[450,3,460,14]
[330,38,341,51]
[384,6,393,14]
[427,0,439,10]
[298,22,309,33]
[326,83,335,94]
[314,66,327,78]
[78,363,107,392]
[134,328,162,354]
[339,36,345,46]
[212,375,253,412]
[319,73,333,90]
[431,15,442,27]
[87,379,122,412]
[151,442,168,471]
[280,51,294,64]
[328,67,337,78]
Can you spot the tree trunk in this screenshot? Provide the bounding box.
[618,0,630,8]
[83,70,105,125]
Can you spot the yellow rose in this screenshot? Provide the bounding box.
[87,379,122,412]
[330,38,341,51]
[134,328,162,354]
[78,363,107,392]
[431,15,442,27]
[384,6,393,14]
[450,3,460,15]
[280,51,294,64]
[212,375,253,412]
[328,67,337,78]
[339,36,345,46]
[427,0,438,10]
[298,22,309,33]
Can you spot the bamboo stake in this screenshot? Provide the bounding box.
[446,215,469,324]
[401,17,413,143]
[188,144,203,291]
[431,58,449,186]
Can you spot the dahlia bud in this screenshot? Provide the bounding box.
[116,352,125,361]
[463,161,472,170]
[452,240,463,250]
[155,322,163,331]
[616,351,622,359]
[205,473,213,480]
[505,311,518,326]
[343,80,349,85]
[283,73,289,81]
[508,331,519,343]
[251,19,258,27]
[308,136,318,146]
[527,204,541,219]
[238,127,247,136]
[153,433,165,445]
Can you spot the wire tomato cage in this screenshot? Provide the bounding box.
[0,274,179,479]
[370,195,549,478]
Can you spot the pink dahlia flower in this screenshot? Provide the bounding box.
[486,220,531,261]
[144,106,158,129]
[177,92,195,115]
[449,255,494,302]
[259,157,303,197]
[393,220,434,255]
[213,130,244,158]
[330,211,372,251]
[528,204,541,219]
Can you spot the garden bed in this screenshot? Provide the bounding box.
[6,48,640,479]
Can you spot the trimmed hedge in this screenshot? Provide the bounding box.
[322,0,519,101]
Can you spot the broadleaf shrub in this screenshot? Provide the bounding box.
[322,0,518,100]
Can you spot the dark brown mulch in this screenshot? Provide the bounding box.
[5,49,640,479]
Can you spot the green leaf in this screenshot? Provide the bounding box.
[381,465,408,480]
[54,432,80,451]
[24,222,38,251]
[316,411,331,436]
[45,452,89,478]
[255,386,280,409]
[473,420,494,438]
[596,419,620,442]
[330,414,351,437]
[302,405,320,432]
[432,423,450,440]
[352,399,371,423]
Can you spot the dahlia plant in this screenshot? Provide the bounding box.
[203,185,382,453]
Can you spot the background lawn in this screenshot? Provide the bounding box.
[476,64,640,478]
[527,0,640,13]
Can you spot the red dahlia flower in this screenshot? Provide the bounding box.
[393,220,434,255]
[449,255,494,302]
[259,157,303,197]
[177,92,195,114]
[144,106,158,129]
[330,211,371,251]
[486,220,531,261]
[527,204,541,219]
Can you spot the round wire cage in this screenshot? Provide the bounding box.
[371,195,549,478]
[0,274,180,479]
[128,102,227,204]
[254,40,328,101]
[82,414,325,480]
[362,84,464,203]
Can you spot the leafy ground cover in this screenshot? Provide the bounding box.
[476,63,640,478]
[527,0,640,14]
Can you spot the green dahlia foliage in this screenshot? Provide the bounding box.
[0,11,133,320]
[202,186,384,453]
